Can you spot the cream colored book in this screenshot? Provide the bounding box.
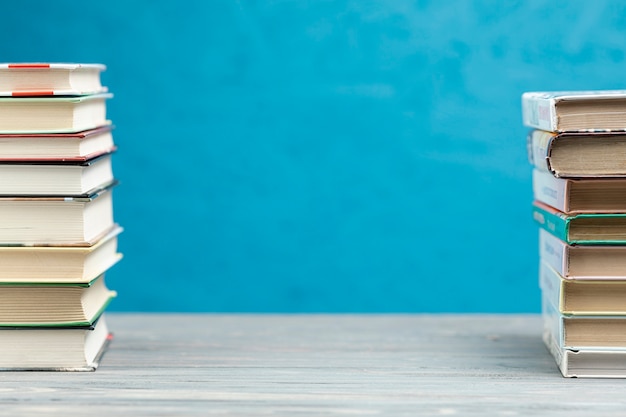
[0,315,112,371]
[0,154,114,196]
[0,275,115,327]
[0,63,107,96]
[0,185,116,246]
[0,126,115,161]
[0,93,111,134]
[0,226,122,284]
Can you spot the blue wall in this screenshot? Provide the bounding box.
[1,1,625,312]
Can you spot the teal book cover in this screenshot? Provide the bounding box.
[533,201,626,245]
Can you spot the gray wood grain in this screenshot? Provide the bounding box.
[0,314,625,416]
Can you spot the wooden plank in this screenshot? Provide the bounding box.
[0,314,625,416]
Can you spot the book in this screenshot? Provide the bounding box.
[0,125,115,161]
[0,63,107,96]
[0,226,122,284]
[540,260,626,315]
[532,201,626,245]
[0,185,116,246]
[0,315,111,371]
[533,168,626,213]
[0,93,111,134]
[522,90,626,132]
[543,316,626,378]
[539,228,626,279]
[543,293,626,349]
[0,153,114,197]
[527,129,626,178]
[0,275,115,326]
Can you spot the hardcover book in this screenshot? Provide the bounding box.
[543,315,626,378]
[539,228,626,279]
[0,63,107,96]
[0,226,122,283]
[0,185,116,246]
[543,293,626,350]
[532,201,626,245]
[0,126,115,161]
[532,168,626,213]
[0,275,115,326]
[527,129,626,178]
[522,90,626,132]
[0,153,114,197]
[540,260,626,315]
[0,93,111,134]
[0,315,111,371]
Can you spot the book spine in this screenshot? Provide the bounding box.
[532,203,570,243]
[539,261,565,314]
[522,94,557,131]
[539,228,568,277]
[527,130,556,174]
[541,293,569,377]
[533,169,568,212]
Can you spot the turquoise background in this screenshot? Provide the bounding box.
[1,1,625,312]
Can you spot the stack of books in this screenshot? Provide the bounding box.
[0,63,122,371]
[523,90,626,378]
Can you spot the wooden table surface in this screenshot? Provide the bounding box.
[2,313,626,416]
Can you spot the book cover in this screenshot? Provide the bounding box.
[532,201,626,245]
[522,90,626,132]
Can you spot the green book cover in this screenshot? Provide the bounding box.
[532,201,626,245]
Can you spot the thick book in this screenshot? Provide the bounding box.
[532,168,626,213]
[522,90,626,132]
[0,93,111,134]
[0,185,116,246]
[527,129,626,178]
[0,153,114,197]
[0,275,115,326]
[539,228,626,279]
[0,226,122,284]
[0,63,107,96]
[532,201,626,245]
[0,315,111,371]
[0,126,115,161]
[540,260,626,315]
